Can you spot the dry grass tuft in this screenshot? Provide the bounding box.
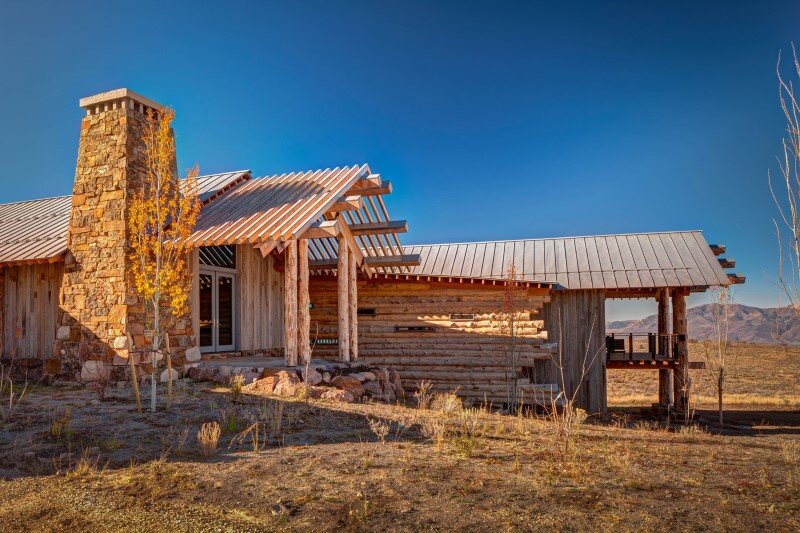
[197,421,221,456]
[431,391,462,413]
[413,380,434,409]
[367,417,390,444]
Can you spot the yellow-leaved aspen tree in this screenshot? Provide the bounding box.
[129,108,200,412]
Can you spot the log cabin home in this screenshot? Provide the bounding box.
[0,88,745,414]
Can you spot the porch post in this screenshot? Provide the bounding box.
[671,288,689,414]
[348,251,358,360]
[337,236,350,362]
[297,239,311,365]
[283,240,298,366]
[657,288,673,407]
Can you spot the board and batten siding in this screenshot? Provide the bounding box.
[308,277,557,405]
[236,245,284,353]
[1,262,63,359]
[542,290,607,414]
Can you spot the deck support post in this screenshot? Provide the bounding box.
[657,288,673,407]
[337,236,350,362]
[671,288,689,415]
[348,251,358,360]
[298,239,311,365]
[283,240,298,366]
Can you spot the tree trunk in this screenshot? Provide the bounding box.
[151,305,159,413]
[166,333,173,409]
[718,368,724,427]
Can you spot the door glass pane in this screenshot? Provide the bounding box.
[218,275,234,347]
[199,273,213,348]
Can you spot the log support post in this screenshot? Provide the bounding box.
[337,236,350,362]
[298,239,311,365]
[657,288,673,407]
[671,288,689,415]
[283,240,298,366]
[348,250,358,360]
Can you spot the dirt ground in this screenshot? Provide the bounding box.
[0,344,798,532]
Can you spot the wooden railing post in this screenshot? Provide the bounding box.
[628,333,633,360]
[672,288,689,414]
[298,239,311,365]
[337,236,350,362]
[657,288,672,407]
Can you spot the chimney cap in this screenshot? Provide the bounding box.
[79,88,165,111]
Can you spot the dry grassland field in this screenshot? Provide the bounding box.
[0,343,797,532]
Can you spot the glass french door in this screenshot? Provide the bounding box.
[199,269,236,352]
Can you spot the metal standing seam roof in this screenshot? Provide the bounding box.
[188,165,372,246]
[404,231,731,290]
[0,171,251,265]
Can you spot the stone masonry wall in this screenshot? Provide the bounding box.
[55,100,195,375]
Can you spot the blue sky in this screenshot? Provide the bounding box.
[1,1,797,320]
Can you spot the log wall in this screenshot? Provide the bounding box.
[308,277,556,405]
[2,262,63,359]
[236,245,284,353]
[541,290,607,414]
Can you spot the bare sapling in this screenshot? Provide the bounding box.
[128,107,200,412]
[698,287,734,426]
[548,306,601,459]
[500,261,526,412]
[0,362,29,425]
[771,45,800,315]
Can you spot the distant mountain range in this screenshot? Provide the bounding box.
[606,304,800,344]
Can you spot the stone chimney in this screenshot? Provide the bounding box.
[55,89,170,372]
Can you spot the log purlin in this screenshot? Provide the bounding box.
[308,277,558,405]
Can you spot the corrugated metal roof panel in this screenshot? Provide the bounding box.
[0,171,252,264]
[404,231,732,290]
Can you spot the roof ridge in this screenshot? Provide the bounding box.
[406,230,704,247]
[250,163,368,181]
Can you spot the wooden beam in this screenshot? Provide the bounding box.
[365,173,382,186]
[300,219,339,240]
[327,195,363,213]
[337,236,350,362]
[348,250,358,360]
[309,253,421,269]
[336,218,364,266]
[346,180,392,197]
[349,220,408,236]
[298,239,311,365]
[709,243,726,256]
[255,239,278,258]
[283,240,298,366]
[727,273,746,284]
[718,258,735,269]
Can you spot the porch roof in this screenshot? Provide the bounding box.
[403,231,743,292]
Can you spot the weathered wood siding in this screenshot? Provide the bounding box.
[542,290,607,414]
[236,245,284,353]
[2,262,63,359]
[309,277,555,404]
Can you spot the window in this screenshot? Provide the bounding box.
[199,245,236,269]
[394,326,436,332]
[449,313,475,321]
[357,308,377,317]
[312,338,339,346]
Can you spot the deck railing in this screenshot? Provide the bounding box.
[605,333,684,361]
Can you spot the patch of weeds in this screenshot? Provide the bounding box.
[197,421,221,456]
[99,437,123,453]
[781,440,800,490]
[414,380,434,409]
[419,417,446,451]
[229,374,245,403]
[120,455,197,501]
[368,417,390,444]
[49,407,73,442]
[450,408,482,458]
[347,492,371,524]
[65,450,104,483]
[431,390,463,414]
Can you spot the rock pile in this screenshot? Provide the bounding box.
[186,362,405,403]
